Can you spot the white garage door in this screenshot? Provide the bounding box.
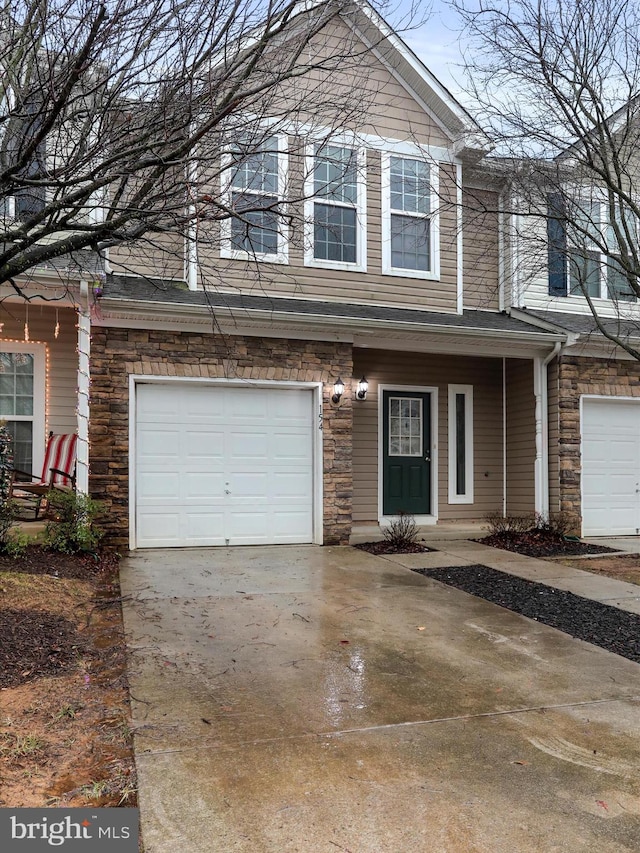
[582,398,640,536]
[135,383,315,547]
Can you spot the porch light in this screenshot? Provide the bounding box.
[356,376,368,400]
[332,377,345,404]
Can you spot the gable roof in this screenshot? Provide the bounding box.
[342,1,489,158]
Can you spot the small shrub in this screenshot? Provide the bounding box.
[44,491,104,554]
[485,511,576,538]
[383,511,419,549]
[484,512,535,536]
[3,528,30,558]
[533,511,575,537]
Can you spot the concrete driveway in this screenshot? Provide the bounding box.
[120,545,640,852]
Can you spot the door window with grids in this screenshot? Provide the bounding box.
[0,345,45,474]
[388,396,423,456]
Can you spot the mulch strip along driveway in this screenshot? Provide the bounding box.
[415,564,640,664]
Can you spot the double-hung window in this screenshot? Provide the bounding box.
[306,144,366,271]
[0,342,45,476]
[221,135,287,262]
[382,154,438,278]
[549,195,638,301]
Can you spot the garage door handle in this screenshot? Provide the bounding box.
[225,489,231,495]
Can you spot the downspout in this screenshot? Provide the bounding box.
[502,356,507,516]
[186,157,199,291]
[498,188,505,312]
[534,342,561,518]
[76,280,91,495]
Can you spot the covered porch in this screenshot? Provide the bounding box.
[0,295,90,494]
[351,333,562,535]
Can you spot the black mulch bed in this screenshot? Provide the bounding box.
[414,564,640,663]
[0,608,84,688]
[475,531,617,558]
[356,541,435,555]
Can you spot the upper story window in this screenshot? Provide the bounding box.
[221,135,288,263]
[381,154,439,279]
[305,144,366,271]
[547,194,638,302]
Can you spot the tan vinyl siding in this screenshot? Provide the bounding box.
[352,349,504,521]
[0,304,77,453]
[463,188,500,310]
[289,18,452,147]
[109,233,185,281]
[547,357,560,513]
[505,359,536,514]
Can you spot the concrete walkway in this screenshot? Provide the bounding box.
[121,545,640,853]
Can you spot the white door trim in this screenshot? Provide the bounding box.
[377,383,439,525]
[128,375,324,549]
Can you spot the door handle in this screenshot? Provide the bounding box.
[425,454,431,462]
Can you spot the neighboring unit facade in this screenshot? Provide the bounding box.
[2,1,637,547]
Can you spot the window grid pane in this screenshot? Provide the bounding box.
[314,146,357,204]
[388,397,422,457]
[0,353,34,417]
[5,420,32,471]
[389,157,430,214]
[607,256,637,302]
[391,214,430,271]
[230,192,279,255]
[569,250,600,298]
[314,203,357,263]
[231,139,279,194]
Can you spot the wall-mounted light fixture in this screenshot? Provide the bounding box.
[356,376,368,400]
[331,377,345,404]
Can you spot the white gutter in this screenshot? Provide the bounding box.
[534,342,562,518]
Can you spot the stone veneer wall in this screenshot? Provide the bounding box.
[89,328,353,549]
[557,354,640,530]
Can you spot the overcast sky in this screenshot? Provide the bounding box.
[388,1,471,101]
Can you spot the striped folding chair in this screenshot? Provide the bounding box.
[9,433,77,519]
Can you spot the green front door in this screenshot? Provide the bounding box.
[382,390,431,516]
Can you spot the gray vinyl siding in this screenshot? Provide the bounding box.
[505,359,536,514]
[547,358,560,513]
[352,349,504,521]
[0,303,77,446]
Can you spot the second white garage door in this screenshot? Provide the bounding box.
[582,398,640,536]
[135,383,316,547]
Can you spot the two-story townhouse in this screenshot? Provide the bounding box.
[0,0,567,549]
[506,157,640,536]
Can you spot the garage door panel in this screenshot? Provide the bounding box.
[135,384,315,547]
[582,399,640,536]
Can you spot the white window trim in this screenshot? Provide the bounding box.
[220,133,289,264]
[448,384,474,504]
[381,152,440,280]
[304,143,367,273]
[0,341,46,477]
[566,192,637,303]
